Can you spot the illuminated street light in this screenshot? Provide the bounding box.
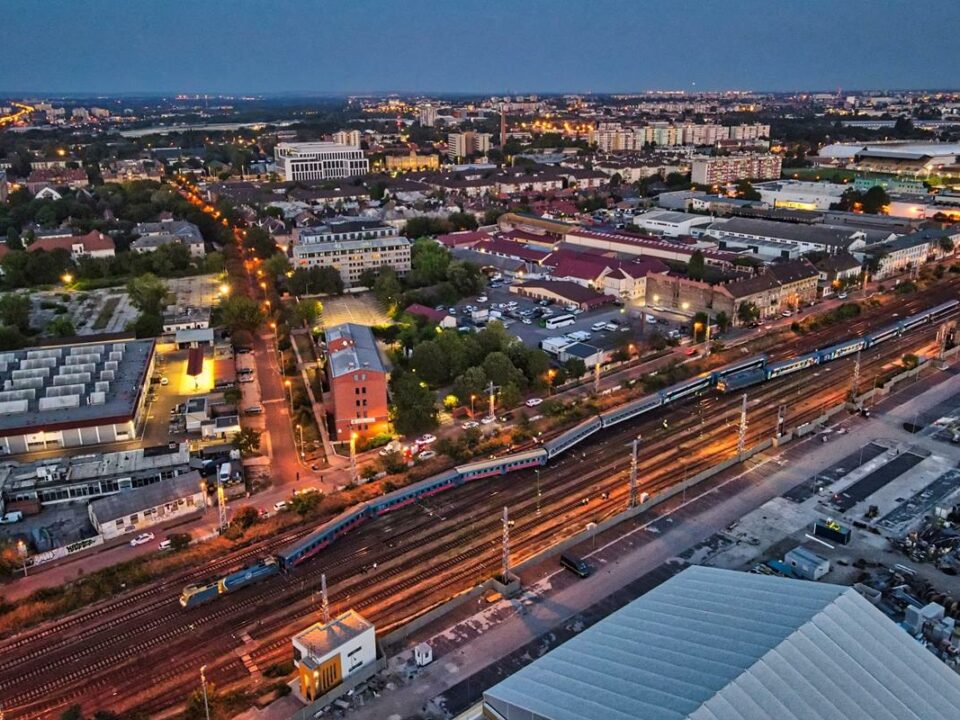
[61,273,73,285]
[285,379,293,414]
[350,432,359,485]
[219,283,230,296]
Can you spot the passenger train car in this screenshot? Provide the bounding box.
[181,299,958,603]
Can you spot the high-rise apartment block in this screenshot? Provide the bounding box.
[447,131,492,160]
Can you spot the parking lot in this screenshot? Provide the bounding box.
[321,293,392,328]
[448,282,692,350]
[167,274,221,308]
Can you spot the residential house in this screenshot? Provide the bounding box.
[27,230,115,260]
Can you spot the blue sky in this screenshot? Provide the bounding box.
[3,0,957,95]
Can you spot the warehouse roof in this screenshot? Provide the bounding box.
[89,471,202,522]
[483,566,960,720]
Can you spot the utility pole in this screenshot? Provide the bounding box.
[594,362,601,393]
[501,506,511,580]
[486,380,498,419]
[321,573,330,625]
[535,468,541,515]
[938,322,949,363]
[704,318,712,357]
[216,477,227,532]
[200,665,211,720]
[737,393,748,459]
[777,404,786,438]
[629,435,641,508]
[851,348,861,398]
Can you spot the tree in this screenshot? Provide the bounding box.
[6,227,23,251]
[47,315,76,337]
[861,186,890,214]
[564,357,587,378]
[126,273,169,315]
[452,366,488,405]
[372,267,403,306]
[294,299,322,326]
[231,428,262,455]
[448,212,478,231]
[499,383,522,409]
[243,226,278,260]
[60,706,84,720]
[687,250,706,281]
[232,506,260,529]
[390,371,438,435]
[407,238,451,287]
[0,292,31,331]
[734,180,761,201]
[218,295,265,335]
[446,260,486,296]
[737,302,760,325]
[264,252,292,279]
[132,312,163,338]
[410,340,450,386]
[715,311,731,333]
[223,386,242,406]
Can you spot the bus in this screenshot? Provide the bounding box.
[541,314,576,330]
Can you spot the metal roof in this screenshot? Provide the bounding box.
[325,323,386,379]
[88,470,203,522]
[483,566,960,720]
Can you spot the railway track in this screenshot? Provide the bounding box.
[0,306,949,718]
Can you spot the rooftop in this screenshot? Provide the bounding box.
[294,610,373,661]
[484,566,960,720]
[325,323,386,379]
[0,338,154,436]
[88,470,203,522]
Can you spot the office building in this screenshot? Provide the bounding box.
[691,153,783,184]
[88,470,205,540]
[324,323,390,441]
[483,566,960,720]
[292,219,411,286]
[447,131,492,161]
[274,142,369,182]
[0,338,155,454]
[384,151,440,172]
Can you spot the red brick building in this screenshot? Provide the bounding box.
[324,323,390,442]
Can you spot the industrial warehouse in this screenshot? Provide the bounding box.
[0,338,155,453]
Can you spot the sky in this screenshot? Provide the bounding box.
[3,0,959,95]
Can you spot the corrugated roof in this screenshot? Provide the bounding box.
[325,323,386,378]
[89,471,203,523]
[484,566,960,720]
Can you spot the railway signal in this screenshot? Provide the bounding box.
[501,506,511,580]
[629,435,641,508]
[737,394,748,459]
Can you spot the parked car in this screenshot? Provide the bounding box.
[417,434,437,445]
[480,415,496,425]
[244,405,263,415]
[684,347,698,356]
[130,532,155,547]
[476,295,488,303]
[837,292,848,300]
[273,501,288,511]
[525,398,543,407]
[462,420,479,429]
[418,450,437,461]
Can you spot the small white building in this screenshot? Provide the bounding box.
[293,610,376,701]
[88,471,205,540]
[784,545,831,581]
[632,209,714,237]
[754,180,847,211]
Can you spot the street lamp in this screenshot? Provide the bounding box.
[296,423,304,458]
[61,273,73,285]
[470,394,476,418]
[285,380,293,414]
[17,539,27,577]
[350,432,359,485]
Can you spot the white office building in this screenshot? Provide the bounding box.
[292,220,412,286]
[274,142,369,182]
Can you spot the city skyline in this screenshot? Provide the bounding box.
[4,0,960,95]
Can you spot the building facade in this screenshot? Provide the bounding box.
[332,129,361,147]
[88,470,205,540]
[447,131,492,161]
[324,323,390,441]
[274,142,369,181]
[293,610,376,701]
[292,220,411,286]
[691,153,783,184]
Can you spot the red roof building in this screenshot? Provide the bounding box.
[27,230,115,259]
[437,230,489,248]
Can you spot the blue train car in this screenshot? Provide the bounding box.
[929,299,960,321]
[659,374,712,405]
[709,354,768,383]
[544,417,601,459]
[817,337,867,363]
[219,557,280,594]
[457,449,547,481]
[180,582,220,608]
[279,506,371,568]
[599,394,661,428]
[717,367,766,393]
[865,323,901,347]
[765,353,819,379]
[369,469,461,516]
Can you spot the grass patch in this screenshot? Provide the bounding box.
[93,296,122,330]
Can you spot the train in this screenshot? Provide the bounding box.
[180,298,958,605]
[179,557,279,608]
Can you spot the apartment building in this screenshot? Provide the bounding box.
[419,103,437,127]
[447,131,492,161]
[324,323,390,441]
[691,153,783,184]
[274,142,369,181]
[292,220,411,286]
[332,129,361,147]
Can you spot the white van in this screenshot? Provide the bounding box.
[645,314,657,324]
[0,511,23,524]
[218,462,231,484]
